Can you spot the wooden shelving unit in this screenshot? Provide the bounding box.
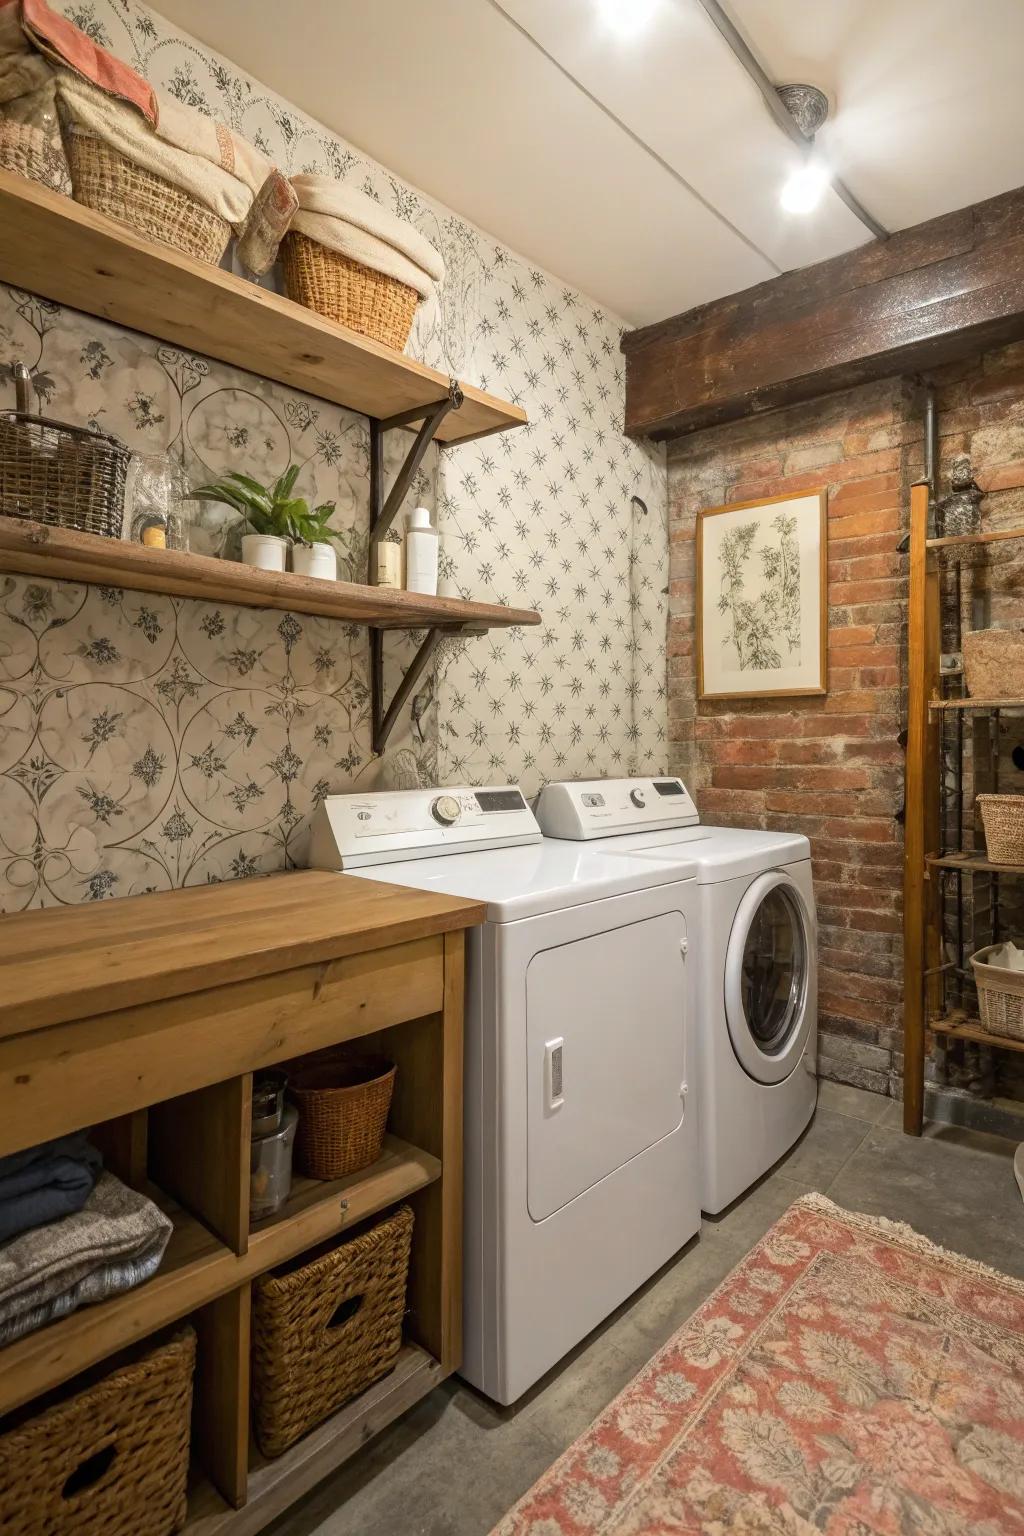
[0,170,526,446]
[903,493,1024,1133]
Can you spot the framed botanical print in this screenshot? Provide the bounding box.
[696,490,827,700]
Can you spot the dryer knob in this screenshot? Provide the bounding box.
[630,788,646,808]
[431,794,462,826]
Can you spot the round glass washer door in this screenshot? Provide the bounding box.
[724,871,813,1085]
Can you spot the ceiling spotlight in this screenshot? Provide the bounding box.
[596,0,659,39]
[780,158,830,214]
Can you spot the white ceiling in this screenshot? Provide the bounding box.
[154,0,1024,326]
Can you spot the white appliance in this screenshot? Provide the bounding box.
[309,785,702,1404]
[536,777,818,1214]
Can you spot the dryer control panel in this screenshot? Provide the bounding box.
[536,777,699,840]
[308,785,541,868]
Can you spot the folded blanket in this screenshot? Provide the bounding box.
[0,1132,100,1244]
[0,1172,171,1343]
[13,0,155,118]
[0,0,50,103]
[290,175,444,299]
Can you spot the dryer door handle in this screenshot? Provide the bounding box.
[544,1037,565,1112]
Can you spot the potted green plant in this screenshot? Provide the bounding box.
[189,465,337,576]
[287,498,340,581]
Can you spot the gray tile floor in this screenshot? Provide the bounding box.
[270,1082,1023,1536]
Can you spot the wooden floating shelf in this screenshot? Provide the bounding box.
[927,852,1024,876]
[0,516,540,632]
[187,1343,443,1535]
[0,169,526,445]
[929,696,1024,710]
[927,525,1024,550]
[0,1135,440,1417]
[930,1013,1024,1055]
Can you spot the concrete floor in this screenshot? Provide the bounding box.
[270,1082,1023,1536]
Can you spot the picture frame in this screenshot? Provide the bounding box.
[696,489,827,700]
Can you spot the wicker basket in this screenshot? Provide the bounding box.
[252,1203,414,1457]
[0,113,71,194]
[290,1052,396,1180]
[970,943,1024,1041]
[962,629,1024,701]
[1,362,130,536]
[0,1326,195,1535]
[281,231,418,351]
[976,794,1024,865]
[65,131,230,265]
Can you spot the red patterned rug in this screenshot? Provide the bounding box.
[493,1194,1024,1534]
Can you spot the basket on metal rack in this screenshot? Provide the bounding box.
[0,360,130,537]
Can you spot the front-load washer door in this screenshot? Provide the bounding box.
[526,911,687,1222]
[724,871,813,1085]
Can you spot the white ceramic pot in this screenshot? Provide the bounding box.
[241,533,289,572]
[291,541,337,581]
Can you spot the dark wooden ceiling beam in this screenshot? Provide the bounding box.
[622,186,1024,440]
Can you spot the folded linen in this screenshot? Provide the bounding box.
[0,1171,172,1344]
[290,175,444,298]
[0,1132,100,1244]
[14,0,155,118]
[0,0,50,103]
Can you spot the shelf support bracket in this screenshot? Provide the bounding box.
[371,627,443,755]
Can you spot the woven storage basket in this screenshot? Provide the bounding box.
[252,1203,414,1457]
[970,943,1024,1042]
[976,794,1024,865]
[65,131,230,265]
[281,231,418,351]
[963,629,1024,700]
[0,1326,195,1536]
[0,113,71,194]
[1,363,130,536]
[290,1052,396,1180]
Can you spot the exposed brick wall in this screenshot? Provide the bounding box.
[666,344,1024,1102]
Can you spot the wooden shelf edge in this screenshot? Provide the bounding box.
[0,1135,439,1417]
[186,1344,445,1535]
[0,169,526,445]
[927,853,1024,875]
[930,1015,1024,1054]
[929,696,1024,710]
[0,516,540,631]
[927,525,1024,550]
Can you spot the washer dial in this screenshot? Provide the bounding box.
[431,794,462,826]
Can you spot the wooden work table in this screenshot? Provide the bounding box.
[0,870,483,1533]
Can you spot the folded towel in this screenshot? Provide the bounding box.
[0,1171,171,1343]
[290,175,444,299]
[0,0,50,103]
[14,0,155,119]
[0,1132,100,1244]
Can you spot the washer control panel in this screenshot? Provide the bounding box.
[536,777,699,840]
[308,785,541,869]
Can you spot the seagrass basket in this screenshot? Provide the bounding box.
[963,629,1024,701]
[65,131,230,264]
[0,1326,195,1536]
[251,1204,413,1457]
[281,231,418,350]
[970,944,1024,1042]
[976,794,1024,865]
[290,1052,396,1180]
[0,361,130,536]
[0,113,70,194]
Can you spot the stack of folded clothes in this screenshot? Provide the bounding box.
[0,1133,172,1344]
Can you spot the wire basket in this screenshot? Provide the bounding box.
[970,944,1024,1042]
[290,1052,396,1181]
[976,794,1024,865]
[281,231,418,351]
[0,361,130,537]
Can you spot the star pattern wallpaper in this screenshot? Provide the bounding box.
[0,0,668,911]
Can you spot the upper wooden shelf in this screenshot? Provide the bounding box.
[927,525,1024,550]
[929,696,1024,710]
[0,169,527,445]
[0,516,539,658]
[927,851,1024,876]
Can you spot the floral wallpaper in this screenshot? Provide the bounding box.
[0,0,668,911]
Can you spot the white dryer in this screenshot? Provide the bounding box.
[309,785,701,1404]
[536,777,818,1214]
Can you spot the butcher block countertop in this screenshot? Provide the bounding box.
[0,869,485,1037]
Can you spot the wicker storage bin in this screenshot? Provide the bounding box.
[0,113,71,194]
[970,943,1024,1041]
[290,1053,396,1180]
[281,231,418,351]
[976,794,1024,865]
[0,1326,195,1536]
[65,131,230,265]
[962,628,1024,701]
[1,362,130,536]
[252,1203,414,1457]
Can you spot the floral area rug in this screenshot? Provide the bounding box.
[493,1194,1024,1535]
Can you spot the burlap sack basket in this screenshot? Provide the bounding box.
[0,1326,195,1536]
[65,130,230,264]
[290,1052,396,1180]
[282,230,418,350]
[963,628,1024,701]
[976,794,1024,866]
[970,943,1024,1042]
[0,112,71,194]
[252,1203,414,1457]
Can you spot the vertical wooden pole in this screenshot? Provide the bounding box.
[192,1283,251,1508]
[149,1074,252,1253]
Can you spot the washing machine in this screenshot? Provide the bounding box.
[536,777,818,1214]
[309,784,702,1403]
